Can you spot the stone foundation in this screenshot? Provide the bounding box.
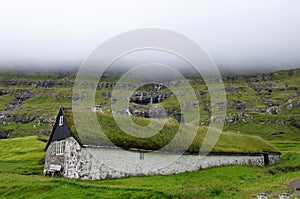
[44,137,281,180]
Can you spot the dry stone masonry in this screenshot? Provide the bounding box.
[44,137,280,180]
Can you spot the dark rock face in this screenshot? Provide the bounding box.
[247,76,260,83]
[41,118,56,126]
[266,106,281,115]
[13,115,37,123]
[129,83,171,105]
[130,91,171,105]
[290,117,300,129]
[286,99,300,110]
[5,90,34,110]
[127,104,168,119]
[36,81,56,88]
[199,91,207,95]
[265,99,275,107]
[234,100,246,110]
[0,130,10,139]
[1,79,61,88]
[129,106,150,118]
[225,112,253,124]
[0,90,9,96]
[16,90,32,101]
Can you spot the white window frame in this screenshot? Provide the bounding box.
[56,140,65,155]
[59,116,63,126]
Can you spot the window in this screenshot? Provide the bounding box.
[56,140,65,155]
[59,116,63,126]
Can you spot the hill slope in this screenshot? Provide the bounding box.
[0,68,299,151]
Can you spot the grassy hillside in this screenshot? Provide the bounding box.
[0,69,299,198]
[1,69,299,153]
[0,136,299,198]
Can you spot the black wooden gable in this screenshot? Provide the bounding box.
[45,107,75,150]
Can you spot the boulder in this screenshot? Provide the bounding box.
[266,106,281,114]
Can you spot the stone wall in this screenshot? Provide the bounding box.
[44,137,281,180]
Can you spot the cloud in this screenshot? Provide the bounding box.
[0,0,299,73]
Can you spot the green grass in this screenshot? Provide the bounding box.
[0,68,299,141]
[0,94,15,110]
[0,136,299,198]
[0,136,46,172]
[64,109,279,153]
[0,69,299,198]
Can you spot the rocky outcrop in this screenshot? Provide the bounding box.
[286,99,300,110]
[0,90,9,96]
[16,90,32,101]
[234,100,246,110]
[225,112,254,124]
[129,83,171,105]
[13,115,37,124]
[290,117,300,129]
[130,91,171,105]
[35,81,56,88]
[266,106,281,115]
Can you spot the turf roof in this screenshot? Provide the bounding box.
[60,107,280,154]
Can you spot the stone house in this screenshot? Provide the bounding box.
[44,107,281,180]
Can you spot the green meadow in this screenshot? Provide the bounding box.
[0,69,299,198]
[0,136,300,198]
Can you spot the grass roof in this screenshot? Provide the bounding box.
[63,107,280,154]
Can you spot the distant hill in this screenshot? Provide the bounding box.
[0,68,299,151]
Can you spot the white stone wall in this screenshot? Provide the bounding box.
[269,154,281,165]
[44,137,281,180]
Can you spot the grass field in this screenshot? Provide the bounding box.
[0,136,300,198]
[0,69,299,198]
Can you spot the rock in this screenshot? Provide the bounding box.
[14,115,37,123]
[225,87,236,92]
[234,100,246,110]
[0,130,10,139]
[199,91,207,95]
[247,76,260,82]
[290,117,300,129]
[149,106,167,118]
[266,106,281,114]
[225,112,253,124]
[32,130,50,136]
[129,107,149,118]
[36,81,56,88]
[287,104,293,110]
[7,104,17,110]
[265,99,275,107]
[16,90,32,101]
[113,108,131,115]
[286,99,300,110]
[0,90,9,96]
[41,118,56,126]
[288,69,297,77]
[130,91,171,105]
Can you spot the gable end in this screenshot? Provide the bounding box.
[45,107,81,150]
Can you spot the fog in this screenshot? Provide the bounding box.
[0,0,299,73]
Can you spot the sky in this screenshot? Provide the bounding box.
[0,0,299,73]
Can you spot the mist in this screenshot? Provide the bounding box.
[0,0,299,74]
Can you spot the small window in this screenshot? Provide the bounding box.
[56,140,65,155]
[59,116,63,126]
[140,152,144,160]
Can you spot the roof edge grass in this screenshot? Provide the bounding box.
[47,107,280,154]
